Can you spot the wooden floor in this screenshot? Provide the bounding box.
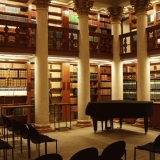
[1,121,160,160]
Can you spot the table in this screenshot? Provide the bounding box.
[53,103,74,130]
[1,104,34,124]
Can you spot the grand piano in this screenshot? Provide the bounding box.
[86,100,153,134]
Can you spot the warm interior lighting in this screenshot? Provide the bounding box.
[122,59,137,64]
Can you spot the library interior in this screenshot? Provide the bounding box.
[1,0,160,159]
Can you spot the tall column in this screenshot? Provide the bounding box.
[74,0,94,127]
[108,6,124,100]
[130,0,151,127]
[130,0,151,101]
[34,0,51,132]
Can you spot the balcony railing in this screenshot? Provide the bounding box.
[119,31,137,59]
[48,26,79,56]
[89,32,113,59]
[146,24,160,56]
[0,19,36,52]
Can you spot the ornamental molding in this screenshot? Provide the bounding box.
[130,0,152,13]
[108,6,124,22]
[34,0,49,9]
[74,0,94,15]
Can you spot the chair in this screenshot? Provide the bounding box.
[18,121,31,159]
[134,134,160,160]
[1,116,15,148]
[28,124,57,157]
[0,139,14,160]
[34,153,63,160]
[70,147,99,160]
[99,140,126,160]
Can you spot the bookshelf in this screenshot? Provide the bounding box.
[123,64,137,101]
[0,1,28,23]
[88,12,98,33]
[69,9,78,30]
[48,5,62,27]
[70,64,78,119]
[99,14,111,34]
[90,65,98,101]
[150,63,160,102]
[99,65,112,101]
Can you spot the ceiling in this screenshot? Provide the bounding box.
[50,0,132,12]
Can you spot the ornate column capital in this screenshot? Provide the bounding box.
[130,0,152,13]
[34,0,49,9]
[108,6,124,22]
[74,0,94,15]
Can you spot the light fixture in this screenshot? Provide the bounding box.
[123,59,137,64]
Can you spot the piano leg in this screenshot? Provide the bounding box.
[92,118,97,133]
[144,117,148,134]
[119,118,122,128]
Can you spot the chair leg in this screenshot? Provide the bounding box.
[56,140,57,154]
[45,142,47,154]
[124,150,126,160]
[20,136,22,153]
[38,144,40,156]
[150,152,155,160]
[27,138,31,159]
[134,147,136,160]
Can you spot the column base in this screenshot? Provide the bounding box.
[33,123,55,133]
[73,120,92,127]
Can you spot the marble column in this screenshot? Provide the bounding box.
[130,0,151,126]
[34,0,52,132]
[73,0,94,127]
[108,6,124,100]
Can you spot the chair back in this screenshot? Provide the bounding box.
[35,153,63,160]
[28,124,39,139]
[154,135,160,148]
[70,147,98,160]
[100,140,126,160]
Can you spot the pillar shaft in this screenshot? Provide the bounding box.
[108,6,124,100]
[137,12,150,101]
[34,0,51,131]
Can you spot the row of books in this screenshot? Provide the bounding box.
[50,82,62,88]
[156,12,160,21]
[0,14,28,22]
[123,91,136,99]
[48,6,61,13]
[69,14,78,23]
[13,108,27,116]
[150,73,160,79]
[100,75,109,81]
[100,82,111,87]
[151,91,160,99]
[70,74,77,81]
[123,75,136,80]
[147,14,154,23]
[49,72,61,78]
[89,36,98,42]
[100,67,111,73]
[150,65,160,70]
[100,89,111,95]
[70,65,78,72]
[0,87,27,96]
[0,69,26,77]
[100,22,111,29]
[150,80,160,89]
[100,29,110,34]
[0,79,27,87]
[0,4,21,13]
[100,17,110,23]
[123,81,136,89]
[88,19,98,26]
[90,73,98,80]
[69,24,78,29]
[70,97,78,104]
[100,95,111,101]
[48,64,61,70]
[90,88,97,95]
[70,83,77,88]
